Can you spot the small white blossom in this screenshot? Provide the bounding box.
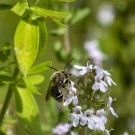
[69,106,82,127]
[107,97,118,118]
[70,131,78,135]
[52,123,72,135]
[74,61,93,76]
[84,40,106,65]
[123,131,129,135]
[63,94,78,106]
[92,66,116,92]
[97,4,115,26]
[63,81,78,106]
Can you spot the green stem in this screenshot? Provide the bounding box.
[82,127,87,135]
[0,67,19,128]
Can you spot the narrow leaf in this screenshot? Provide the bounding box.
[27,75,45,85]
[0,4,13,10]
[11,0,28,16]
[14,19,39,77]
[15,87,44,135]
[30,6,68,19]
[28,61,52,75]
[70,8,90,24]
[23,77,41,95]
[37,18,48,53]
[52,19,66,28]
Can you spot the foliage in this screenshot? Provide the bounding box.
[0,0,135,135]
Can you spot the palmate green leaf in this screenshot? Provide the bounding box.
[23,77,41,95]
[70,8,90,25]
[28,61,52,75]
[37,18,48,53]
[11,0,28,16]
[30,6,68,19]
[27,75,45,85]
[14,19,39,77]
[15,87,44,135]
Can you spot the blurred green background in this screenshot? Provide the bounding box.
[0,0,135,135]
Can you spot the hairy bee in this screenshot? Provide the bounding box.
[45,59,73,102]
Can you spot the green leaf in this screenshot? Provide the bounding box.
[27,75,45,85]
[52,19,66,28]
[0,4,13,10]
[37,18,48,53]
[30,6,68,19]
[23,77,41,95]
[11,0,28,16]
[28,61,52,75]
[0,75,15,84]
[15,87,44,135]
[70,8,90,24]
[14,19,39,77]
[0,42,11,63]
[50,27,66,35]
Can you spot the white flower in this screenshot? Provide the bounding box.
[68,81,77,94]
[96,109,107,124]
[80,109,107,131]
[69,106,82,127]
[97,4,115,26]
[52,123,72,135]
[92,74,108,92]
[123,131,129,135]
[71,131,78,135]
[63,94,78,106]
[107,97,118,118]
[84,40,106,65]
[80,109,94,126]
[63,81,78,106]
[74,61,93,76]
[92,66,116,92]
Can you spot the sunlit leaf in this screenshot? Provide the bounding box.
[27,75,45,85]
[28,61,52,75]
[23,77,41,95]
[37,18,48,53]
[11,0,28,16]
[70,8,90,24]
[14,19,39,77]
[15,87,44,135]
[30,6,68,19]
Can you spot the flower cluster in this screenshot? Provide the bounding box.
[62,61,118,135]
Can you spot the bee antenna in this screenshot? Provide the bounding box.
[47,66,58,71]
[64,58,73,70]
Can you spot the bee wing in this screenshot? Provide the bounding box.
[45,82,53,101]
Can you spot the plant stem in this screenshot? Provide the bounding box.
[0,85,13,127]
[64,25,71,53]
[82,127,87,135]
[0,67,19,128]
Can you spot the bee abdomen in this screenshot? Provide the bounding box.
[55,93,63,102]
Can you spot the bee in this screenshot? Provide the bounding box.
[45,59,73,102]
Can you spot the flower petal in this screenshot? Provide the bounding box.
[63,97,72,106]
[109,107,118,118]
[92,82,99,91]
[73,114,80,127]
